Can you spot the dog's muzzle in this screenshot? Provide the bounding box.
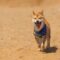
[35,20,41,24]
[32,19,43,24]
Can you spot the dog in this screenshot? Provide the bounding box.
[32,9,51,51]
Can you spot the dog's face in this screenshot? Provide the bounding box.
[32,10,44,28]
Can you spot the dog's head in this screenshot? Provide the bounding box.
[32,9,44,28]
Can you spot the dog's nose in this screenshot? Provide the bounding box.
[36,20,41,24]
[36,20,39,23]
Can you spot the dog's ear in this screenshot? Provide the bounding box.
[33,11,36,15]
[39,10,43,15]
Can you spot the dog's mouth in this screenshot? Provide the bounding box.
[35,21,42,28]
[32,18,44,28]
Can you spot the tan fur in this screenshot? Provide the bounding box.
[32,9,51,50]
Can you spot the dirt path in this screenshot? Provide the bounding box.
[0,0,60,60]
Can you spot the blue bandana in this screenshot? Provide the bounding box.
[34,24,46,37]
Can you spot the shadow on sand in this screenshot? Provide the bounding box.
[42,46,58,53]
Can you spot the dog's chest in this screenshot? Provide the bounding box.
[34,24,47,37]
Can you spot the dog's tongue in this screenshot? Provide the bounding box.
[36,24,41,28]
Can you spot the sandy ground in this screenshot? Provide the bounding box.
[0,0,60,60]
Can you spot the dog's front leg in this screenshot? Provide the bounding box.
[42,36,46,50]
[35,36,42,48]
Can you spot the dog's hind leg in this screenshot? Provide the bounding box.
[46,26,51,48]
[46,36,50,48]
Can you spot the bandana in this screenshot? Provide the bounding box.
[34,24,46,37]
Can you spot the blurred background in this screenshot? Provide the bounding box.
[0,0,59,7]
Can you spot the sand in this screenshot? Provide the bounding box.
[0,0,60,60]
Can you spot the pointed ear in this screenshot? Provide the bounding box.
[41,10,43,15]
[39,10,43,15]
[33,11,35,15]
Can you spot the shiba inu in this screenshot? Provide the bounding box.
[32,9,51,51]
